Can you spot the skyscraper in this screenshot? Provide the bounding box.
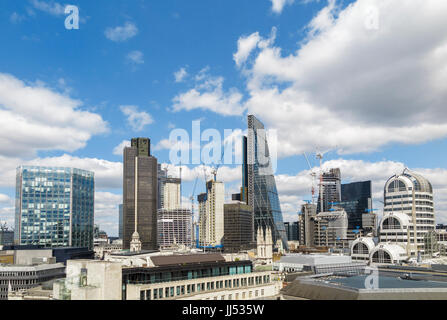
[157,165,181,210]
[284,222,299,241]
[15,166,94,249]
[317,168,341,213]
[123,138,158,251]
[246,115,288,250]
[340,181,373,230]
[197,180,225,247]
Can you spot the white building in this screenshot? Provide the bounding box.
[256,227,273,265]
[383,169,435,256]
[198,180,225,247]
[163,178,181,210]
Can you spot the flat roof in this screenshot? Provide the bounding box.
[150,253,226,267]
[328,275,447,289]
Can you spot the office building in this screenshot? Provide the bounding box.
[223,202,253,253]
[197,180,225,247]
[123,138,158,251]
[246,114,288,250]
[15,166,94,250]
[340,181,373,230]
[0,262,65,300]
[119,204,123,239]
[381,169,435,257]
[284,222,299,241]
[313,208,348,248]
[157,208,192,248]
[317,168,341,214]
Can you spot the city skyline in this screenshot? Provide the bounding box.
[2,0,447,237]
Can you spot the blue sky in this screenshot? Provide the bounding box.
[1,0,447,236]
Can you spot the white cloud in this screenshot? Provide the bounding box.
[172,69,245,116]
[120,105,153,132]
[30,0,65,16]
[234,32,261,67]
[113,140,131,156]
[0,154,122,189]
[160,163,241,184]
[126,50,144,64]
[0,194,11,204]
[174,67,188,83]
[270,0,295,14]
[0,73,108,157]
[105,22,138,42]
[94,191,122,236]
[231,0,447,157]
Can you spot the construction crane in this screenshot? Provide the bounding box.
[303,152,317,205]
[211,149,225,182]
[189,172,199,248]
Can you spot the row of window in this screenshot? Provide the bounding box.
[139,275,270,300]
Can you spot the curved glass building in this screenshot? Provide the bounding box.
[246,115,288,250]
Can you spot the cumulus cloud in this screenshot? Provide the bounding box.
[30,0,65,16]
[0,73,108,157]
[174,67,188,83]
[120,105,154,132]
[94,191,122,236]
[270,0,295,14]
[113,140,131,156]
[105,22,138,42]
[172,69,245,116]
[231,0,447,157]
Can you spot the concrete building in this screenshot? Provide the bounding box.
[122,253,281,300]
[198,180,225,248]
[223,202,254,253]
[15,166,94,249]
[53,260,122,300]
[0,262,65,300]
[313,208,348,248]
[157,208,192,248]
[123,138,158,251]
[298,203,317,247]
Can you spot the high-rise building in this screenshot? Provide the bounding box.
[339,181,373,230]
[317,168,341,214]
[15,166,94,249]
[246,115,288,250]
[197,180,225,247]
[313,208,348,248]
[123,138,158,251]
[284,222,299,241]
[157,208,192,248]
[380,169,435,257]
[118,204,123,239]
[223,202,254,253]
[298,203,317,247]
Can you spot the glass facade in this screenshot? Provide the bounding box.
[15,166,94,249]
[247,115,288,250]
[340,181,372,230]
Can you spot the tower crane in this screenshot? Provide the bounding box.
[211,149,225,182]
[303,152,317,205]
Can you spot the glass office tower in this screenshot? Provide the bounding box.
[340,181,372,230]
[247,115,288,250]
[15,166,94,249]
